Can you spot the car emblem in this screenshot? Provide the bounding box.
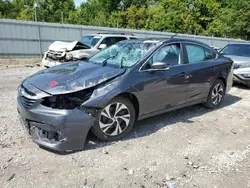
[48,80,58,87]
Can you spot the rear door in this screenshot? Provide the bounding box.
[183,43,219,103]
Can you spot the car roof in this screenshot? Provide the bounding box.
[88,33,136,38]
[225,42,250,45]
[137,37,212,48]
[165,38,211,47]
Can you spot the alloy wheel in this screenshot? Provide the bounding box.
[211,83,224,105]
[99,102,131,136]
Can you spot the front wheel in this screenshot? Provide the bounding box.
[91,97,136,141]
[204,79,226,109]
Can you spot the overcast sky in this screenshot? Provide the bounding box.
[74,0,87,7]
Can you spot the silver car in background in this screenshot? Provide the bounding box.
[220,43,250,88]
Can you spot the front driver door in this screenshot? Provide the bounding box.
[136,43,188,115]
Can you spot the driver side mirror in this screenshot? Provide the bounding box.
[98,44,107,50]
[151,61,169,70]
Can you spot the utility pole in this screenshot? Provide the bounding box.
[25,2,39,22]
[34,2,38,22]
[61,11,64,24]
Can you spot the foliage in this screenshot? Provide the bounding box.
[0,0,249,39]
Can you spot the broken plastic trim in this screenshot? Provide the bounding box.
[41,87,94,110]
[80,106,99,116]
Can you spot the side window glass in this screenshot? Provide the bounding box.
[100,37,128,47]
[204,48,217,60]
[185,44,216,63]
[100,38,112,47]
[185,44,205,64]
[115,37,127,43]
[142,44,181,70]
[104,37,121,46]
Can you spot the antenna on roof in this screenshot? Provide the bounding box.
[170,33,178,39]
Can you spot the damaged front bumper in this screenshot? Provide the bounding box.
[42,57,63,68]
[17,83,96,152]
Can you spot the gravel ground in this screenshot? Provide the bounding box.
[0,58,41,67]
[0,64,250,188]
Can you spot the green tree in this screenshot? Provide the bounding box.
[0,0,20,19]
[1,0,250,40]
[38,0,75,23]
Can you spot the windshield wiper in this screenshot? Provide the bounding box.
[119,48,131,69]
[102,52,118,67]
[120,56,126,69]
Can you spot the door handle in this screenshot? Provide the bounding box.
[180,72,186,77]
[210,67,216,72]
[180,72,192,80]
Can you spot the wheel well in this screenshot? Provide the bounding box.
[117,93,139,120]
[217,77,227,89]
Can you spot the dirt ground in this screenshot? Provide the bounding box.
[0,61,250,188]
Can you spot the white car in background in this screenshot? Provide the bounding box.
[42,33,136,68]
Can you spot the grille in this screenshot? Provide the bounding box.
[19,96,37,108]
[47,50,65,60]
[21,84,36,96]
[19,85,37,108]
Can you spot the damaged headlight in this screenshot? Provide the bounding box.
[41,88,94,110]
[65,53,73,61]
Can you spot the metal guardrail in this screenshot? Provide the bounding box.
[0,19,247,58]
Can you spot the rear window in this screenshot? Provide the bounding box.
[221,44,250,57]
[185,44,216,64]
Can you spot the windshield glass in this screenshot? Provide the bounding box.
[79,36,101,47]
[221,44,250,57]
[89,41,156,68]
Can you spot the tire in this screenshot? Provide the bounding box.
[204,79,226,109]
[91,96,136,141]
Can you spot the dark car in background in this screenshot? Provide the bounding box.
[220,43,250,87]
[17,38,233,152]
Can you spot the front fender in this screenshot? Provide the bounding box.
[73,53,91,59]
[82,77,138,109]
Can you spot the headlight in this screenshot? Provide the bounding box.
[65,53,73,61]
[239,62,250,69]
[41,88,94,110]
[241,74,250,78]
[73,54,81,59]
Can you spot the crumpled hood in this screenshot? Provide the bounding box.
[49,41,78,51]
[48,41,90,51]
[26,62,125,95]
[224,55,250,65]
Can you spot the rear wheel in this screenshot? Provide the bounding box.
[204,79,226,109]
[91,97,136,141]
